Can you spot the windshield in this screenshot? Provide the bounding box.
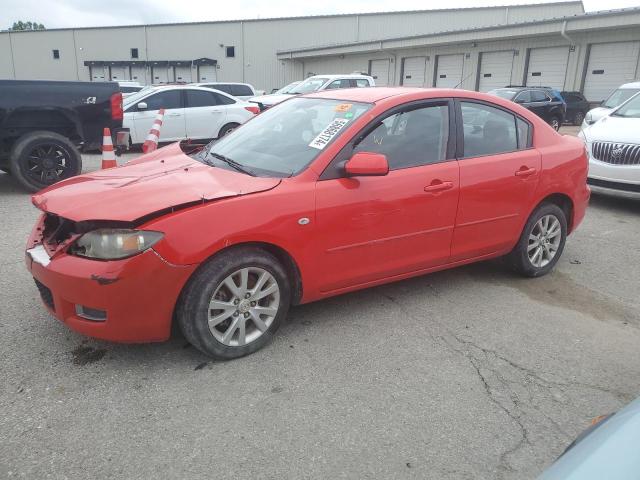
[274,81,301,94]
[603,88,640,108]
[488,89,518,100]
[611,93,640,118]
[288,78,329,95]
[200,97,371,177]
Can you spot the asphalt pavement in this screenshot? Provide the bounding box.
[1,130,639,479]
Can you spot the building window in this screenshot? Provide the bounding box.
[226,46,235,58]
[131,48,139,59]
[52,49,60,59]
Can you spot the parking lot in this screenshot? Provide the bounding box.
[0,124,638,479]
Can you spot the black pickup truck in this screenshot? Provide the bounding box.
[0,80,128,192]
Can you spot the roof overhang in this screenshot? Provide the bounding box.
[277,8,640,60]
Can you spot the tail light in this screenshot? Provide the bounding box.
[110,92,123,121]
[244,105,260,115]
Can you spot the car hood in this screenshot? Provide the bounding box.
[249,93,295,106]
[32,143,281,223]
[582,115,640,143]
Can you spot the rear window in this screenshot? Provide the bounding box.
[230,85,254,96]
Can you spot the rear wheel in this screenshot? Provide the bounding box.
[178,247,291,359]
[218,123,240,138]
[9,131,82,192]
[549,116,561,131]
[507,203,567,277]
[573,111,585,126]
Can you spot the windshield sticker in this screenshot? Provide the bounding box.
[334,103,353,112]
[308,118,350,150]
[344,112,354,119]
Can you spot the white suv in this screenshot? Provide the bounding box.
[249,74,375,110]
[582,81,640,129]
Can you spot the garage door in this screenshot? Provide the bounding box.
[583,41,640,102]
[197,65,217,82]
[369,59,391,86]
[131,66,147,84]
[109,66,129,81]
[436,54,464,88]
[402,56,428,87]
[478,51,515,92]
[525,46,569,90]
[151,66,169,84]
[90,66,107,81]
[174,66,192,83]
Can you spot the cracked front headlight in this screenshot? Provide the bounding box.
[70,229,163,260]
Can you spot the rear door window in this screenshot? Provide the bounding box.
[186,90,220,108]
[354,79,370,87]
[461,102,520,157]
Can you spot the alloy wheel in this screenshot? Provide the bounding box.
[208,267,280,347]
[527,214,562,268]
[26,144,73,185]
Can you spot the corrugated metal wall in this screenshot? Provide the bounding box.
[0,2,583,91]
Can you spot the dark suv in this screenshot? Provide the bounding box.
[488,86,566,130]
[560,91,590,126]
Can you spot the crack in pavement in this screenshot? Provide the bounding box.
[379,290,632,479]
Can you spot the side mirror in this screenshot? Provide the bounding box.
[137,101,147,110]
[344,152,389,177]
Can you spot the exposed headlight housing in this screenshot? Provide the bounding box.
[70,229,163,260]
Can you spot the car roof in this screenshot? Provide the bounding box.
[620,81,640,88]
[307,74,373,80]
[132,84,241,99]
[307,87,504,103]
[193,81,253,87]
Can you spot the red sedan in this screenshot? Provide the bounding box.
[26,88,590,359]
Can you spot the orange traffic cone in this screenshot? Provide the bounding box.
[101,128,117,169]
[142,108,166,154]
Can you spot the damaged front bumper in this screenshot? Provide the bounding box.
[25,214,196,343]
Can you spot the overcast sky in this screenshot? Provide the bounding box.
[2,0,640,29]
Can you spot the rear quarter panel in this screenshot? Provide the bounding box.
[532,131,589,233]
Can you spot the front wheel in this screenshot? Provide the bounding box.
[507,203,567,277]
[178,247,291,359]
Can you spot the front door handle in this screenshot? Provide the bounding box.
[424,180,454,193]
[167,113,181,117]
[515,167,536,177]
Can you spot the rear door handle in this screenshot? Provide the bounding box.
[167,113,181,117]
[211,110,223,113]
[515,167,536,177]
[424,180,454,193]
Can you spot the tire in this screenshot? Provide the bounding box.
[9,131,82,192]
[178,247,291,360]
[549,116,561,131]
[573,111,585,126]
[218,123,239,138]
[507,203,567,278]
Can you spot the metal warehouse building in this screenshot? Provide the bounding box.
[1,1,639,101]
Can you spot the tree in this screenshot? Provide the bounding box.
[9,21,45,31]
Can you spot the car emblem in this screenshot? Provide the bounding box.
[611,145,624,160]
